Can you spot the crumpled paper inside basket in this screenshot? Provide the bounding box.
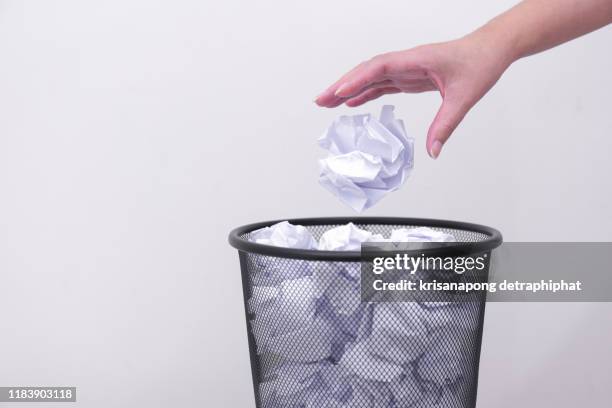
[246,222,476,407]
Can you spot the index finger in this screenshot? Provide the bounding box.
[315,57,388,107]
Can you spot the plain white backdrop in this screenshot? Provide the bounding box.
[0,0,610,407]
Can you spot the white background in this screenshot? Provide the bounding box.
[0,0,610,407]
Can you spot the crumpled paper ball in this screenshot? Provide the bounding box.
[417,323,469,385]
[250,221,318,249]
[318,105,414,212]
[389,227,455,243]
[249,222,317,285]
[318,223,384,251]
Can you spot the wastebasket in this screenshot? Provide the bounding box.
[229,217,502,408]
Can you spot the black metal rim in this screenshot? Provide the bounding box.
[228,216,503,261]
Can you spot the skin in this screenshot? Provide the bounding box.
[315,0,612,159]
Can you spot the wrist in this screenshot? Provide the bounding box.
[464,18,523,69]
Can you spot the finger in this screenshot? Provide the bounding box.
[333,57,389,98]
[344,87,401,107]
[344,82,434,108]
[316,56,392,106]
[388,75,439,93]
[333,52,428,99]
[324,79,435,109]
[316,72,391,108]
[396,81,438,93]
[319,80,395,108]
[426,95,472,159]
[315,61,369,106]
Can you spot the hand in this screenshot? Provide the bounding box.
[315,36,513,158]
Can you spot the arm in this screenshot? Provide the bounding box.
[315,0,612,158]
[486,0,612,60]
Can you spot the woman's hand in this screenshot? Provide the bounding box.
[315,35,513,158]
[315,0,612,159]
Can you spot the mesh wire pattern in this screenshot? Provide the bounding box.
[233,221,499,408]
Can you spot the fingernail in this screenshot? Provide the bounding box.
[429,140,443,159]
[335,83,350,97]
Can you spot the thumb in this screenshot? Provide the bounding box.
[426,95,471,159]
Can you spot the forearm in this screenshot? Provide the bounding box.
[468,0,612,63]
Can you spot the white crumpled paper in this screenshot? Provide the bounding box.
[417,330,466,385]
[318,105,414,212]
[249,222,317,286]
[389,227,455,243]
[318,222,384,251]
[340,341,403,382]
[250,221,318,249]
[368,303,429,363]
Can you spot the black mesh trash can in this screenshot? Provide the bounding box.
[229,217,502,408]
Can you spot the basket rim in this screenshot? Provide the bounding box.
[228,216,503,261]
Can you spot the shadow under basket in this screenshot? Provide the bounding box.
[229,217,502,408]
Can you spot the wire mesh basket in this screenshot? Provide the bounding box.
[229,217,502,408]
